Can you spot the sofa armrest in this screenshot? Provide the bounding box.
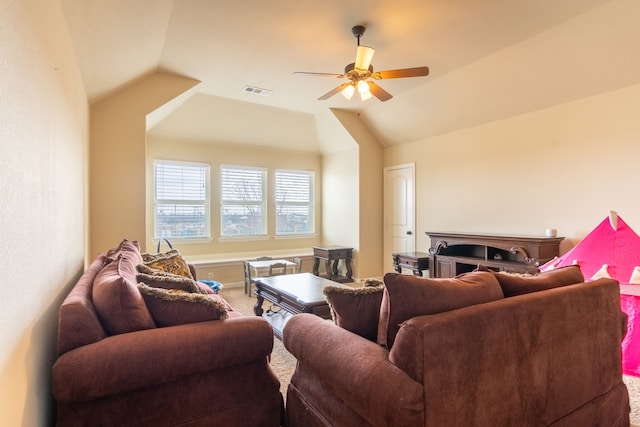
[283,314,423,426]
[53,316,273,402]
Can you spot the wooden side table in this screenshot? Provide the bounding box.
[392,252,430,276]
[312,245,353,283]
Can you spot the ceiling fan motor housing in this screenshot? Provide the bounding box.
[344,62,373,78]
[352,25,366,40]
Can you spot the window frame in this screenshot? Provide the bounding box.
[153,159,211,241]
[275,169,315,236]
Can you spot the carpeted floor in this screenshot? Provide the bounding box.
[220,285,640,424]
[220,286,296,396]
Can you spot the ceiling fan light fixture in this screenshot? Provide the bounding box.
[357,80,370,94]
[341,83,355,99]
[360,90,372,101]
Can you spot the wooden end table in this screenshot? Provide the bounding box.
[312,245,353,283]
[392,252,430,276]
[254,273,336,338]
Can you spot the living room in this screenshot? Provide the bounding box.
[2,0,640,425]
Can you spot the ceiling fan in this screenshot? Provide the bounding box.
[294,25,429,102]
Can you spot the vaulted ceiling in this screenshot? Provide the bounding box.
[61,0,640,151]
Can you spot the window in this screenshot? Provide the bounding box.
[220,165,266,237]
[154,160,210,239]
[276,170,314,235]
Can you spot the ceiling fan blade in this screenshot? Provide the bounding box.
[372,66,430,79]
[294,71,344,78]
[355,46,375,71]
[368,81,393,102]
[318,82,351,100]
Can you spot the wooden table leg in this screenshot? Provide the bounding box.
[313,257,320,276]
[325,259,333,280]
[345,258,353,280]
[254,290,265,316]
[332,259,340,276]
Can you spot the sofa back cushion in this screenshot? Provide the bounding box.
[377,272,504,348]
[104,239,142,265]
[93,252,156,335]
[478,264,585,297]
[57,255,109,356]
[323,284,385,341]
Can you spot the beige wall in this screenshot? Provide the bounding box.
[321,147,361,273]
[90,72,199,256]
[0,1,88,425]
[331,110,384,278]
[384,83,640,256]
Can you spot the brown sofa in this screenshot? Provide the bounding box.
[283,266,631,427]
[52,240,283,426]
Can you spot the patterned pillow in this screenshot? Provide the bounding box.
[142,249,180,263]
[377,271,504,348]
[323,283,385,342]
[137,283,229,327]
[136,272,204,294]
[141,250,193,279]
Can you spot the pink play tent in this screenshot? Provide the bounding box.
[539,211,640,283]
[539,211,640,377]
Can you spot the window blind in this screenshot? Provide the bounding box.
[276,170,314,235]
[154,161,209,239]
[220,166,266,236]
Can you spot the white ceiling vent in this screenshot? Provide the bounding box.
[243,85,273,96]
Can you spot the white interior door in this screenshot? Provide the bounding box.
[383,163,415,273]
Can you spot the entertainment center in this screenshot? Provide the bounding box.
[426,231,564,278]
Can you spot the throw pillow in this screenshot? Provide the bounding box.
[142,250,193,279]
[377,271,504,348]
[137,283,229,327]
[476,264,584,297]
[136,263,174,276]
[93,254,156,335]
[136,272,204,294]
[141,249,180,263]
[323,283,385,342]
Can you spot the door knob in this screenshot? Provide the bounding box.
[406,231,412,235]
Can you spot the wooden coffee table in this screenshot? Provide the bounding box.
[254,273,336,338]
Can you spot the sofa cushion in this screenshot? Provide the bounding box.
[104,239,142,265]
[136,271,204,294]
[477,264,585,297]
[377,271,504,348]
[323,283,385,342]
[137,283,229,327]
[93,254,156,335]
[141,250,193,279]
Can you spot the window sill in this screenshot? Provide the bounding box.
[275,233,317,240]
[218,235,270,243]
[153,237,214,245]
